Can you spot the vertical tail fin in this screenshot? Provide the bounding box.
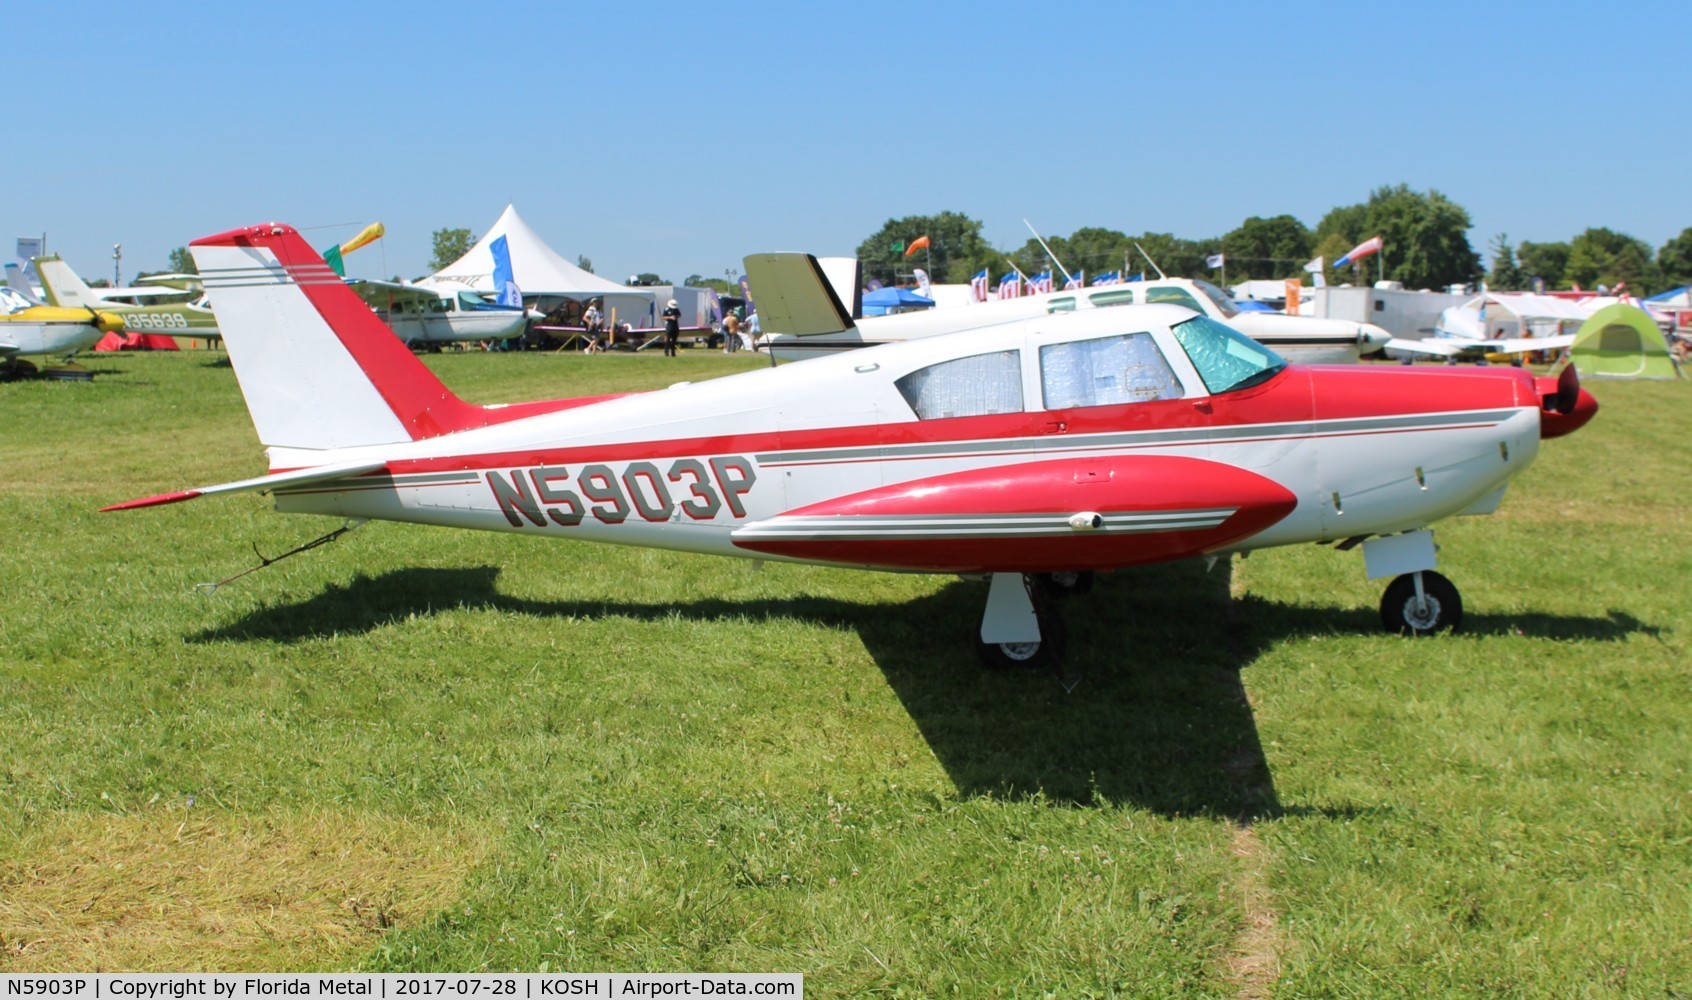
[190,223,489,451]
[4,262,43,305]
[33,256,94,307]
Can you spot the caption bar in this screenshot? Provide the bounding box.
[0,976,800,1000]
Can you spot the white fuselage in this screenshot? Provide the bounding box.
[762,278,1390,366]
[270,307,1540,572]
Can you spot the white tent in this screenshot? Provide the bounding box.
[421,204,655,326]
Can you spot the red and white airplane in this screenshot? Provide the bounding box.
[105,227,1597,671]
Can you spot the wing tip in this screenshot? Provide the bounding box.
[100,490,203,512]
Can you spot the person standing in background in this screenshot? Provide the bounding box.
[662,298,682,357]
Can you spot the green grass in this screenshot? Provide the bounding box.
[2,350,1688,996]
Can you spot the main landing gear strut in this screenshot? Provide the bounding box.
[974,571,1091,672]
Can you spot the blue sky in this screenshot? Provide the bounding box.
[7,1,1687,286]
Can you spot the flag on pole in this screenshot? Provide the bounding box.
[889,240,905,255]
[997,272,1021,299]
[1028,270,1053,294]
[1063,270,1084,291]
[903,235,931,257]
[322,244,345,277]
[1206,253,1225,269]
[912,268,931,299]
[490,235,522,308]
[1304,256,1325,289]
[969,268,989,302]
[1333,236,1383,268]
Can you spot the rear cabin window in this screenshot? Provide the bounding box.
[1040,334,1183,409]
[895,350,1023,420]
[1144,285,1205,312]
[1088,289,1136,308]
[1046,296,1077,313]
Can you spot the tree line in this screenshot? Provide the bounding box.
[855,185,1692,297]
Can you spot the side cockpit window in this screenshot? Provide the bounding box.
[895,350,1023,420]
[1040,334,1183,409]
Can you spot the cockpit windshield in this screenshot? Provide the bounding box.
[1171,316,1286,394]
[1190,279,1241,319]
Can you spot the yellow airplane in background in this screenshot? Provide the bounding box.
[1,267,123,377]
[33,255,220,341]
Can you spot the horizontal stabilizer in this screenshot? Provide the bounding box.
[102,459,387,512]
[744,253,854,336]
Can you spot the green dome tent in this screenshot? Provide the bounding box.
[1559,304,1682,380]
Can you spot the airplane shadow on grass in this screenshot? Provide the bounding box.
[192,562,1656,817]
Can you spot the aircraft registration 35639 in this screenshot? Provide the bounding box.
[105,227,1598,672]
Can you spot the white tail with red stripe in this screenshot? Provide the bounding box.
[191,224,467,451]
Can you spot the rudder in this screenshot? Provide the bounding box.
[191,223,483,451]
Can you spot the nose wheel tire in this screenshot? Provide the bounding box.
[1380,571,1462,636]
[976,606,1067,671]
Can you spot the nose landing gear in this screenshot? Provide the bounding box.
[1380,569,1463,635]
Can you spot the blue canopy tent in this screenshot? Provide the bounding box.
[862,286,935,317]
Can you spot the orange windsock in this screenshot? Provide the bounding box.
[903,235,930,257]
[339,222,386,256]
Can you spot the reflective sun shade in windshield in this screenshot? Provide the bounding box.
[1171,316,1286,394]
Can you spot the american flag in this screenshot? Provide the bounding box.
[969,268,989,302]
[997,272,1021,299]
[1091,271,1120,286]
[1063,270,1084,291]
[1029,270,1054,294]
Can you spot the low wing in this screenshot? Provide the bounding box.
[101,459,388,512]
[1386,334,1576,358]
[1384,337,1469,358]
[743,253,855,336]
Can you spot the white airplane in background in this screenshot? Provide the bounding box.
[346,279,529,348]
[1382,292,1585,362]
[756,260,1392,365]
[105,227,1598,673]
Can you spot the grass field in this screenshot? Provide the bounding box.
[2,349,1687,996]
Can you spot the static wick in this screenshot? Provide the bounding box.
[196,518,367,593]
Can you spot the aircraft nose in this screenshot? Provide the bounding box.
[1358,322,1392,355]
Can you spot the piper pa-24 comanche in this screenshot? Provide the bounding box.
[106,228,1597,671]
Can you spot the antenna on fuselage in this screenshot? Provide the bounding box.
[1023,220,1077,289]
[1133,242,1167,280]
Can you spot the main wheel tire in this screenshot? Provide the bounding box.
[976,607,1067,671]
[1380,571,1463,636]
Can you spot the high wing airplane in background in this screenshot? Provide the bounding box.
[346,279,529,348]
[754,257,1392,365]
[34,255,221,341]
[106,229,1596,672]
[0,265,123,376]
